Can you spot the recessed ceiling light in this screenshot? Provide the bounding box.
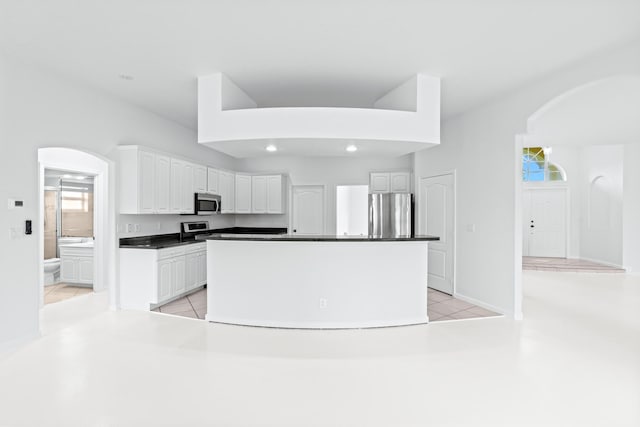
[63,174,73,178]
[266,145,277,152]
[118,74,134,81]
[75,175,86,180]
[346,145,358,152]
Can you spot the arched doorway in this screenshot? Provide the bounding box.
[514,74,640,317]
[37,148,116,315]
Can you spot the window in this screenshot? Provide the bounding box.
[522,147,566,182]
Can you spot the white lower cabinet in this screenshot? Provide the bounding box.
[120,243,206,310]
[60,246,93,285]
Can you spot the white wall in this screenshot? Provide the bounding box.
[623,143,640,272]
[414,39,640,316]
[235,155,412,234]
[0,52,238,350]
[578,145,624,267]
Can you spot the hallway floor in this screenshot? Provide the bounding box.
[1,272,639,426]
[523,256,626,273]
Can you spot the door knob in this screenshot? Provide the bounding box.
[530,225,535,228]
[293,229,297,233]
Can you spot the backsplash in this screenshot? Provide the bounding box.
[117,214,235,238]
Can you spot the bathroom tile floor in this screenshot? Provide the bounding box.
[523,256,625,273]
[44,284,92,305]
[154,287,500,322]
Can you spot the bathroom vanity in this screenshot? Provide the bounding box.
[59,242,94,286]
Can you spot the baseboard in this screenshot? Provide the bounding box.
[0,331,40,356]
[453,292,512,318]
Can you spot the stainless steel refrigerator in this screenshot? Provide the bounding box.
[368,193,413,238]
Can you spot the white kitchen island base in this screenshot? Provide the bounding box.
[205,238,430,329]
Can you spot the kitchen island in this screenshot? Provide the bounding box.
[199,234,439,329]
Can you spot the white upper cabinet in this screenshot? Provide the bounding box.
[219,171,235,213]
[138,150,156,213]
[390,172,411,192]
[117,146,156,214]
[170,158,185,213]
[266,175,284,214]
[370,172,411,193]
[207,167,219,194]
[370,173,390,193]
[194,164,208,193]
[155,154,171,213]
[235,174,252,214]
[251,175,267,213]
[118,145,287,215]
[182,162,195,214]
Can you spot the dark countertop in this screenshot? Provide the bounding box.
[199,234,439,242]
[119,227,288,249]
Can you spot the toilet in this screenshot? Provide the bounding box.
[44,258,60,286]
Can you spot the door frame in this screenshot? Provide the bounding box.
[417,170,456,296]
[38,147,116,312]
[522,185,570,258]
[289,184,327,235]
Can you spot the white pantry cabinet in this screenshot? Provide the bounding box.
[369,172,411,193]
[235,174,252,214]
[219,170,235,213]
[119,242,206,310]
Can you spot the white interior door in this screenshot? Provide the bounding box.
[523,188,567,257]
[420,174,455,294]
[292,186,324,235]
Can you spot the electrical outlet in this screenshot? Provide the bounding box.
[319,298,328,309]
[157,222,162,231]
[126,223,133,233]
[134,224,141,232]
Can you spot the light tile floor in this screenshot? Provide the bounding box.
[44,283,92,305]
[523,256,625,273]
[155,287,499,322]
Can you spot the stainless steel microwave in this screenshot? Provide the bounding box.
[194,193,221,215]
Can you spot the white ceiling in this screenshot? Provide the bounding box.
[1,0,639,133]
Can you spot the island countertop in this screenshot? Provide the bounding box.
[197,234,439,242]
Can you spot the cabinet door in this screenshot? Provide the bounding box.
[370,173,390,193]
[158,259,173,302]
[185,253,198,290]
[194,164,208,193]
[266,175,283,213]
[219,171,235,213]
[235,174,252,213]
[197,252,207,285]
[251,175,267,213]
[173,256,187,296]
[138,150,156,213]
[78,257,93,284]
[182,162,195,214]
[207,168,219,194]
[390,172,411,192]
[170,159,185,213]
[155,154,171,213]
[60,257,77,282]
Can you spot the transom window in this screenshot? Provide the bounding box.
[522,147,566,182]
